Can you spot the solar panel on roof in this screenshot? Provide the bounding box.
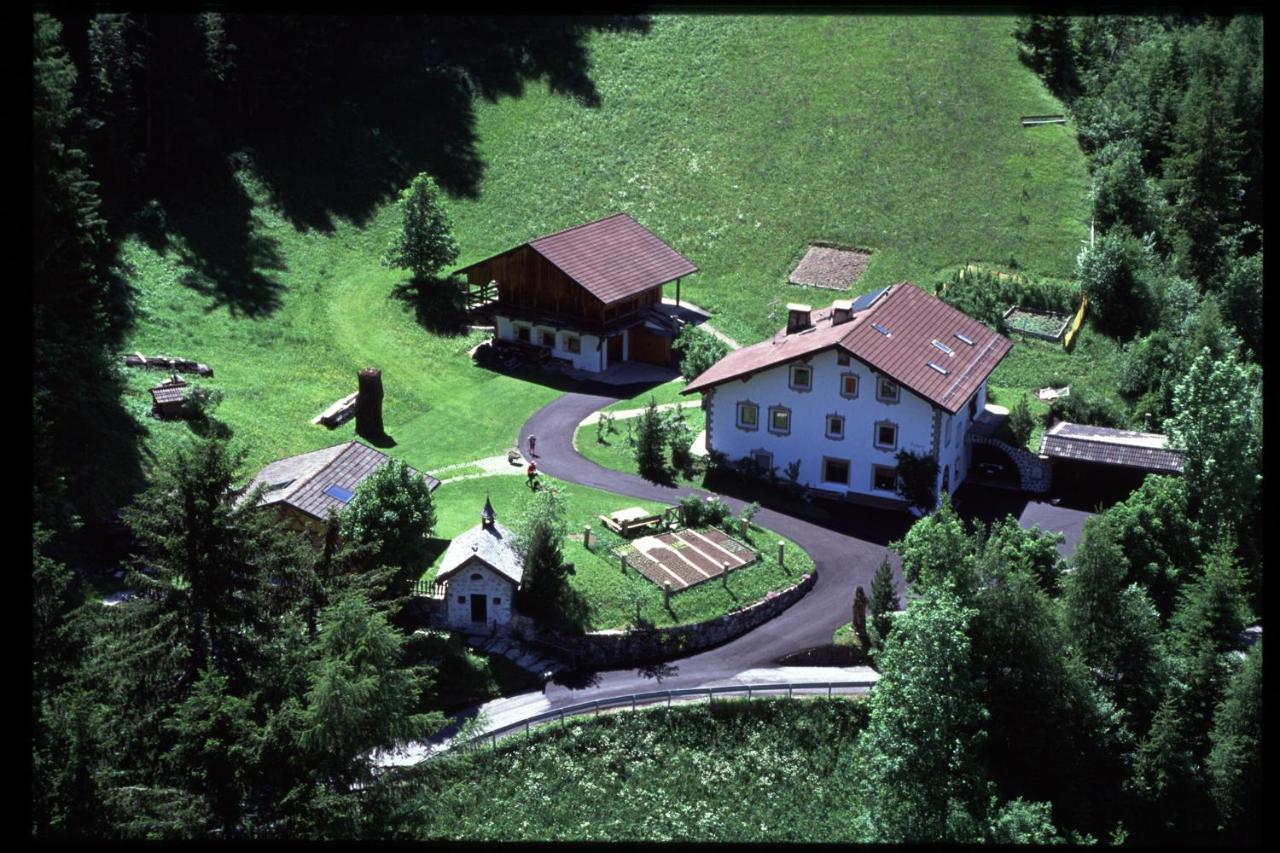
[851,286,890,312]
[932,339,955,356]
[323,484,354,503]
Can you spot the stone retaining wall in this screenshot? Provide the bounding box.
[521,571,817,670]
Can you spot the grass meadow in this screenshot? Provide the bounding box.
[119,14,1089,485]
[384,697,870,841]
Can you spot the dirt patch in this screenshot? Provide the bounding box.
[788,244,872,290]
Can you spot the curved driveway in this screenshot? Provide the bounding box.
[517,386,913,706]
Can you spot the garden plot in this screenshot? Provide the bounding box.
[1002,306,1070,342]
[621,528,757,591]
[788,245,872,290]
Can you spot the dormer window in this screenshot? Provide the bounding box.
[789,364,812,391]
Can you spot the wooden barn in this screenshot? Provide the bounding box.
[455,212,698,372]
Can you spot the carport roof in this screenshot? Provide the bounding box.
[1038,422,1185,474]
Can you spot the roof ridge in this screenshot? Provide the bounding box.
[528,211,631,246]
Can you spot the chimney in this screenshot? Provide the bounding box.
[786,303,812,334]
[831,299,854,325]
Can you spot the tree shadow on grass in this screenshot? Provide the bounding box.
[391,276,471,337]
[101,14,653,324]
[162,155,288,319]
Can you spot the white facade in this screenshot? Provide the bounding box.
[442,557,518,633]
[494,314,609,372]
[704,347,983,504]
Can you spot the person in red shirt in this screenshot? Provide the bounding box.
[526,460,538,489]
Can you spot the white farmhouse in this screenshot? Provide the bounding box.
[435,497,524,633]
[682,282,1012,509]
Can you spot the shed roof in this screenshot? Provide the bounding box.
[455,212,698,306]
[1038,422,1185,474]
[683,283,1012,414]
[240,441,441,521]
[435,521,523,587]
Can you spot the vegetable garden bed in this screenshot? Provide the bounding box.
[1002,306,1070,342]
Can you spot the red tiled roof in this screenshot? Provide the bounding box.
[683,283,1012,414]
[1039,422,1185,474]
[458,212,698,305]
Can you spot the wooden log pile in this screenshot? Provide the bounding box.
[124,351,213,377]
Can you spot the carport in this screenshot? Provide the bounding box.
[1039,421,1184,500]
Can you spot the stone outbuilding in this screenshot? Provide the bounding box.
[435,497,524,634]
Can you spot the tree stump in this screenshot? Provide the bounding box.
[356,367,384,439]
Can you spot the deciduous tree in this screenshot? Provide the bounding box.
[382,172,458,281]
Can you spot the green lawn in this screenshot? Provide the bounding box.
[598,379,691,414]
[390,698,870,841]
[576,408,707,489]
[118,14,1088,487]
[425,473,811,632]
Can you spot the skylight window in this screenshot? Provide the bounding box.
[953,332,975,346]
[927,361,950,375]
[931,339,955,356]
[871,322,891,336]
[323,484,355,503]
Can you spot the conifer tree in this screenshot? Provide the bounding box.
[634,398,667,481]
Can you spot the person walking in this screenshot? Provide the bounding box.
[526,460,538,489]
[528,434,537,458]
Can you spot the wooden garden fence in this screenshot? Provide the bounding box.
[1062,294,1089,352]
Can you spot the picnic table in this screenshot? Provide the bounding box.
[599,506,663,538]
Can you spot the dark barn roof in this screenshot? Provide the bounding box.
[241,441,441,521]
[1038,422,1185,474]
[683,283,1012,414]
[455,212,698,306]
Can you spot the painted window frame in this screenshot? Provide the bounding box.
[873,420,899,451]
[825,413,846,440]
[822,456,851,485]
[736,400,760,431]
[789,363,813,392]
[840,372,860,399]
[872,464,899,493]
[563,334,582,354]
[836,351,852,366]
[768,405,792,436]
[540,329,555,348]
[876,375,900,403]
[751,449,774,473]
[514,323,531,343]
